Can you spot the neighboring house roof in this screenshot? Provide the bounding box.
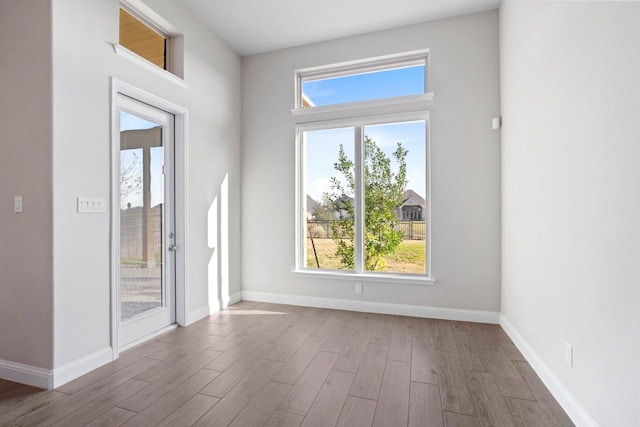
[400,189,425,209]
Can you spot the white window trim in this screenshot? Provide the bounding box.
[112,44,188,89]
[293,112,433,285]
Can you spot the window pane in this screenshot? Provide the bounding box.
[303,127,355,270]
[302,64,425,107]
[119,112,165,321]
[119,8,167,69]
[363,121,426,274]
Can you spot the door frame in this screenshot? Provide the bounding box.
[110,78,188,358]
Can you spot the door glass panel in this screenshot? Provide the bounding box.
[120,111,164,321]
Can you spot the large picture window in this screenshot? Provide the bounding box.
[298,116,429,279]
[295,52,432,283]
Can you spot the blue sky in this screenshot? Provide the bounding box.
[303,66,427,203]
[302,65,424,106]
[120,111,165,208]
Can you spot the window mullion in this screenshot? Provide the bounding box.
[354,127,364,273]
[296,131,305,270]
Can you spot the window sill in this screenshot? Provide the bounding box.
[291,269,435,286]
[112,43,188,89]
[291,93,434,118]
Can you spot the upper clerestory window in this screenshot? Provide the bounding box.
[117,1,184,80]
[119,7,169,70]
[297,52,429,109]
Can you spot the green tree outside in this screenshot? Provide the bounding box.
[324,136,408,271]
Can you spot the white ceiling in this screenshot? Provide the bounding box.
[178,0,500,56]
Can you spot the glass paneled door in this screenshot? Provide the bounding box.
[116,94,176,348]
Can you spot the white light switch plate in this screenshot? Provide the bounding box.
[14,196,22,213]
[78,197,106,213]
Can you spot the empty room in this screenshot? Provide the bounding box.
[0,0,638,426]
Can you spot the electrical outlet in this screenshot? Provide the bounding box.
[565,343,573,367]
[14,196,23,213]
[355,282,363,294]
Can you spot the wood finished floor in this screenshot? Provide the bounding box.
[0,301,574,427]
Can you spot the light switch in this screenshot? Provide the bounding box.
[14,196,23,213]
[78,197,106,213]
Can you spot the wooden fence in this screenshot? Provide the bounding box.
[307,220,426,240]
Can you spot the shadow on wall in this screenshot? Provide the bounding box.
[208,173,230,311]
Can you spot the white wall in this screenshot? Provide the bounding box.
[51,0,241,368]
[241,11,501,313]
[0,0,54,369]
[500,0,640,425]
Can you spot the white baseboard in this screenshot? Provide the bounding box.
[227,291,242,307]
[188,292,242,324]
[500,315,598,427]
[52,347,113,389]
[0,346,113,390]
[0,358,52,390]
[241,291,500,324]
[187,305,211,325]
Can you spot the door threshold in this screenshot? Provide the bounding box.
[119,323,178,352]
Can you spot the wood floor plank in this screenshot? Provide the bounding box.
[268,320,317,362]
[209,318,265,352]
[388,317,413,362]
[333,328,371,373]
[409,382,444,427]
[301,371,354,427]
[193,359,283,427]
[15,357,159,426]
[228,382,292,427]
[513,361,575,426]
[272,335,325,384]
[210,313,288,355]
[202,343,275,397]
[118,349,221,412]
[453,332,488,372]
[372,360,411,427]
[137,335,222,381]
[450,321,474,334]
[156,394,220,427]
[85,407,137,427]
[336,396,377,427]
[443,411,481,427]
[505,397,558,427]
[433,320,458,353]
[501,342,527,362]
[122,368,219,426]
[278,351,339,415]
[412,318,438,385]
[467,371,516,427]
[321,324,356,354]
[471,323,509,346]
[0,382,43,411]
[435,350,475,416]
[0,391,68,426]
[480,347,535,400]
[349,343,389,400]
[370,314,394,344]
[206,341,273,372]
[411,324,438,385]
[50,379,149,427]
[265,411,305,427]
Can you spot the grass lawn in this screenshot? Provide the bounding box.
[306,238,426,274]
